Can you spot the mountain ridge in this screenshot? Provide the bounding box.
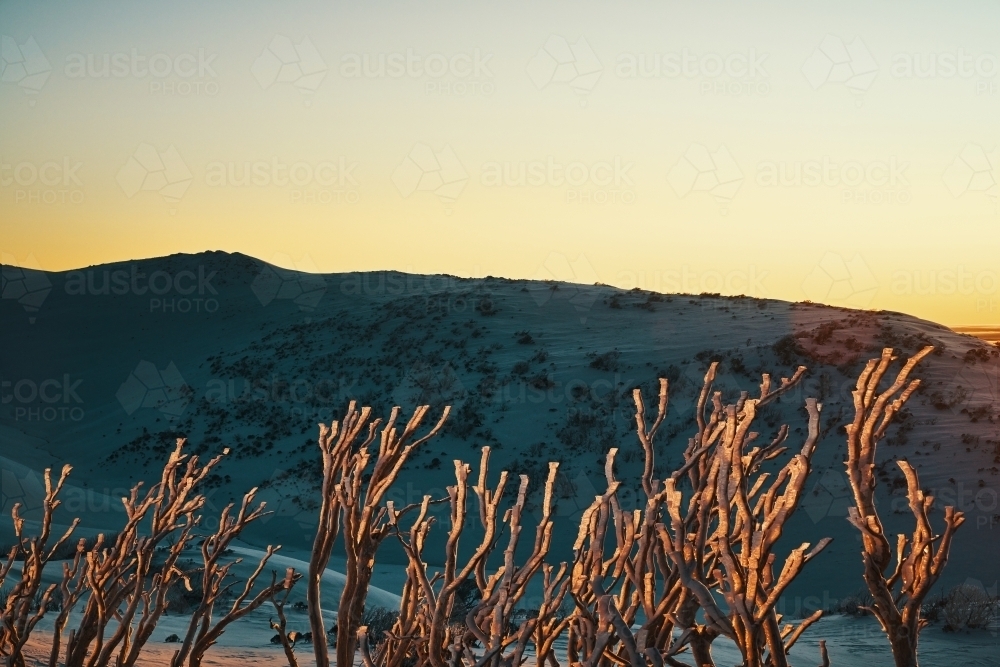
[2,251,998,607]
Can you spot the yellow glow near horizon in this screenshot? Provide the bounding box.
[1,1,998,326]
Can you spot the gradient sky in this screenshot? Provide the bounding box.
[2,0,998,325]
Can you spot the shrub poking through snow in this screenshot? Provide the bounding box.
[942,583,995,632]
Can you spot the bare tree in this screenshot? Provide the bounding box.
[170,488,300,667]
[0,441,295,667]
[0,465,78,667]
[372,448,512,666]
[63,440,226,667]
[563,365,829,667]
[307,401,450,667]
[706,394,829,667]
[335,405,451,665]
[269,570,303,667]
[845,346,965,667]
[46,537,90,667]
[360,446,563,667]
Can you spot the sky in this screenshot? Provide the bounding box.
[1,0,998,326]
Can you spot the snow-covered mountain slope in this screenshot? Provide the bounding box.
[2,251,998,608]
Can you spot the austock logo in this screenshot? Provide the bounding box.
[667,143,743,213]
[256,469,319,541]
[250,254,327,311]
[204,157,360,205]
[116,360,191,418]
[802,35,878,103]
[392,361,467,411]
[528,252,600,324]
[802,469,854,524]
[755,156,911,205]
[666,362,748,416]
[480,156,636,205]
[614,265,770,298]
[203,374,361,421]
[889,266,997,298]
[1,254,52,323]
[946,360,999,420]
[1,156,86,205]
[2,374,85,422]
[615,48,770,97]
[527,35,602,99]
[63,264,220,314]
[943,143,998,209]
[0,35,52,101]
[615,48,768,80]
[799,465,999,532]
[890,50,999,95]
[0,458,44,517]
[392,143,468,206]
[897,477,998,531]
[251,35,327,94]
[340,48,494,80]
[116,143,193,209]
[64,47,220,96]
[553,468,604,520]
[340,48,495,96]
[801,252,879,308]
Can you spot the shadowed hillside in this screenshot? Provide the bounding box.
[2,252,998,611]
